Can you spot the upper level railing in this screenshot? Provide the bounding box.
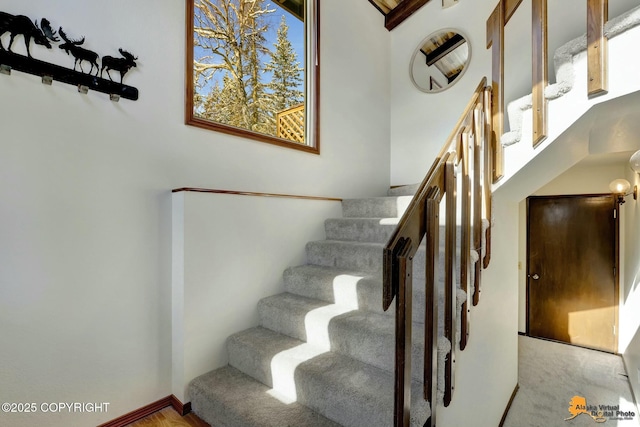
[383,78,493,427]
[486,0,610,154]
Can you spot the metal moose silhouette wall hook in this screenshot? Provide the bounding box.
[0,10,139,101]
[101,48,137,84]
[0,12,58,58]
[59,27,99,75]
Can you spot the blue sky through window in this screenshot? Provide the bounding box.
[193,1,305,100]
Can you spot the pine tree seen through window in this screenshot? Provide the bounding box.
[186,0,319,152]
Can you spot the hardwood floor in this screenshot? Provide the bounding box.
[125,407,210,427]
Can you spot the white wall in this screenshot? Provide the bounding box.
[438,191,519,427]
[0,0,390,425]
[622,163,640,412]
[172,191,343,402]
[390,0,492,185]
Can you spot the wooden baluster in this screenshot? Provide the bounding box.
[532,0,548,147]
[483,86,493,270]
[423,190,440,427]
[486,3,504,182]
[587,0,608,96]
[444,159,457,407]
[460,130,471,350]
[473,106,484,305]
[394,238,413,427]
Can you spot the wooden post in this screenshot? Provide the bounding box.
[473,106,484,305]
[460,130,471,351]
[587,0,608,96]
[444,159,457,407]
[532,0,548,147]
[486,3,504,182]
[394,238,413,427]
[424,194,440,427]
[482,86,493,270]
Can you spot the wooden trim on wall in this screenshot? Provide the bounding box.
[170,395,192,416]
[498,384,520,427]
[97,395,190,427]
[367,0,388,16]
[172,187,342,202]
[385,0,431,31]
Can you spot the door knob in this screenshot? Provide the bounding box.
[530,273,540,280]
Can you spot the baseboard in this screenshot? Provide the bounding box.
[621,356,640,415]
[170,394,192,416]
[96,395,190,427]
[498,383,520,427]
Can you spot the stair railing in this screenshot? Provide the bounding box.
[486,0,610,156]
[383,78,493,427]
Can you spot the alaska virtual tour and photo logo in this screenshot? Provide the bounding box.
[565,396,636,423]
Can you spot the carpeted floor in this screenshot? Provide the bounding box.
[503,336,639,427]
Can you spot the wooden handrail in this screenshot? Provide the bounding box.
[383,78,493,426]
[171,187,342,202]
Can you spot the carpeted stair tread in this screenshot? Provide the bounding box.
[387,184,420,197]
[295,351,431,427]
[341,196,413,218]
[325,217,400,243]
[306,240,385,273]
[257,292,450,382]
[283,265,387,314]
[282,265,433,324]
[226,326,431,427]
[189,365,340,427]
[188,190,484,426]
[305,239,467,281]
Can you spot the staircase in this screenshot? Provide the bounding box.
[181,4,640,427]
[188,184,472,427]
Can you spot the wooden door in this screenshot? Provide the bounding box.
[527,195,618,353]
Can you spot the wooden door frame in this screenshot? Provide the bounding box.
[525,193,620,353]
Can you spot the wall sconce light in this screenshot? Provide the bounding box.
[631,150,640,175]
[609,178,637,204]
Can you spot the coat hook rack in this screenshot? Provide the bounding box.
[0,50,138,100]
[0,11,139,101]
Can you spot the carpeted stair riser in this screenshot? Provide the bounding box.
[190,366,341,427]
[226,327,431,427]
[284,264,471,329]
[387,184,420,197]
[295,351,431,427]
[257,292,455,382]
[282,265,457,325]
[325,218,467,247]
[306,239,466,282]
[341,196,414,218]
[324,218,399,243]
[283,265,388,316]
[188,188,475,426]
